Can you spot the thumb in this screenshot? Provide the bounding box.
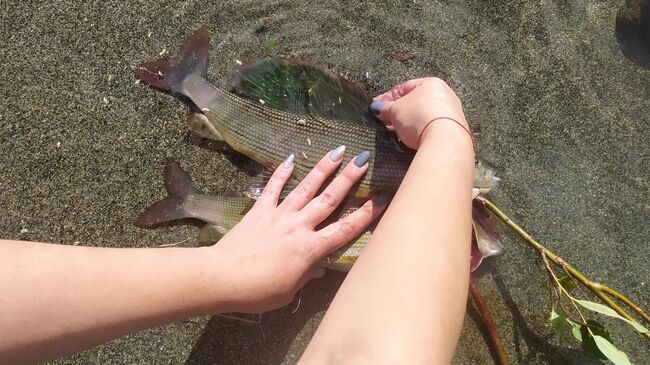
[369,100,395,126]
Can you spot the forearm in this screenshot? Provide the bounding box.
[0,240,225,364]
[302,122,474,364]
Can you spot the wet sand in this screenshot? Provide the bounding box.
[1,0,648,364]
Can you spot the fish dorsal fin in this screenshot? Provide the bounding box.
[226,58,380,128]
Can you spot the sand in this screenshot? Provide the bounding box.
[0,0,648,364]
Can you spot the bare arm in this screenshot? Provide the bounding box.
[0,149,386,364]
[0,242,226,363]
[301,78,474,364]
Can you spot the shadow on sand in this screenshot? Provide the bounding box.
[185,272,345,365]
[615,0,650,68]
[469,264,602,365]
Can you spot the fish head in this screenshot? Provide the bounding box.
[472,159,501,197]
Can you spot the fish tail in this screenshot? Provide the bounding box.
[135,160,197,228]
[135,26,209,94]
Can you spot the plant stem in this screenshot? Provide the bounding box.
[541,252,588,326]
[475,196,650,341]
[600,285,650,323]
[469,278,510,365]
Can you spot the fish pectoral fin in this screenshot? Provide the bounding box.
[471,200,504,256]
[246,168,299,200]
[470,199,504,272]
[187,112,224,141]
[198,224,228,245]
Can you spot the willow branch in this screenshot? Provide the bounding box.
[475,196,650,341]
[541,252,588,325]
[600,285,650,323]
[470,278,510,365]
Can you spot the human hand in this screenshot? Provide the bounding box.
[369,77,469,149]
[208,148,388,313]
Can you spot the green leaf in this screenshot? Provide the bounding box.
[575,299,649,333]
[558,276,576,293]
[579,321,612,359]
[571,322,582,342]
[593,335,632,365]
[549,309,570,343]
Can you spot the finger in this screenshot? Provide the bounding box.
[300,151,372,226]
[254,154,295,208]
[372,78,431,102]
[312,194,390,258]
[280,146,346,211]
[369,100,394,125]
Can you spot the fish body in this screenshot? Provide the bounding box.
[184,73,410,197]
[135,27,499,198]
[137,160,492,272]
[135,27,503,270]
[136,160,368,272]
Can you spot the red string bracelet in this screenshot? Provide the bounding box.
[417,116,474,148]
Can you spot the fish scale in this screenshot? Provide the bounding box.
[134,27,499,196]
[181,73,408,196]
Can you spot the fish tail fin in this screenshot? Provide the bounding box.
[135,160,197,228]
[135,26,209,94]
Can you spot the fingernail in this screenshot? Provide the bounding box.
[369,101,383,115]
[372,193,390,206]
[282,154,295,169]
[354,151,371,167]
[329,145,346,162]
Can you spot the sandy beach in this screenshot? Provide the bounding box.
[1,0,648,363]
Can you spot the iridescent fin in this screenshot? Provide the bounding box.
[470,198,504,272]
[226,58,379,127]
[135,159,198,227]
[187,112,224,141]
[135,26,209,94]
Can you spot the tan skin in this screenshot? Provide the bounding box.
[0,77,473,364]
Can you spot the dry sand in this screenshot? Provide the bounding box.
[1,0,648,364]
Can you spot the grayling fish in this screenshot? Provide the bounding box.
[137,160,501,272]
[134,26,501,198]
[134,26,504,269]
